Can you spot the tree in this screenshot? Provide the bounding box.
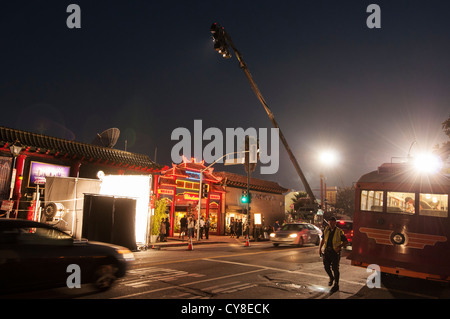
[433,116,450,171]
[442,116,450,138]
[291,191,309,211]
[151,197,169,236]
[335,186,355,219]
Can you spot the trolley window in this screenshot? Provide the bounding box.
[419,193,448,218]
[360,190,384,212]
[386,191,415,214]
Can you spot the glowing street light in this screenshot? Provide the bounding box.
[318,150,340,213]
[319,150,340,167]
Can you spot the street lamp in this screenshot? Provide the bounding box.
[318,150,340,213]
[319,150,339,167]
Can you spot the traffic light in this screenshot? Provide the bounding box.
[210,22,232,59]
[202,183,209,198]
[241,190,251,204]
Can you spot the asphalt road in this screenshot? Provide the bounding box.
[4,240,449,304]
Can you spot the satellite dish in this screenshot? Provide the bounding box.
[92,128,120,148]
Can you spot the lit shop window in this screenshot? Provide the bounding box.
[360,190,384,212]
[419,194,448,218]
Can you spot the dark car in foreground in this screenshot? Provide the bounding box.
[270,222,322,247]
[0,219,134,294]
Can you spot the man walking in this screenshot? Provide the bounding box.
[319,217,348,293]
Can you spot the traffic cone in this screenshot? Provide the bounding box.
[244,236,250,247]
[187,237,193,250]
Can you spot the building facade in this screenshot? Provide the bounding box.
[0,126,162,220]
[154,159,289,238]
[1,127,289,241]
[215,171,289,237]
[155,159,225,236]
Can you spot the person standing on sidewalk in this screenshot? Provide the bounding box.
[204,218,210,239]
[159,218,166,242]
[236,219,243,239]
[187,217,195,239]
[180,214,187,240]
[230,219,236,238]
[199,217,205,239]
[318,217,348,293]
[165,218,170,240]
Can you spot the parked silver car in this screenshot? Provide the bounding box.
[270,223,322,247]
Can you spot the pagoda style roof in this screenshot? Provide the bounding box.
[161,158,223,183]
[0,126,163,172]
[215,171,289,194]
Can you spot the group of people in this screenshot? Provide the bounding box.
[174,214,211,241]
[228,219,247,238]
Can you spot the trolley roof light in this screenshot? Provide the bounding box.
[413,153,443,174]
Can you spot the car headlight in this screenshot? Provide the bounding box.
[270,233,276,238]
[289,233,298,238]
[117,249,135,261]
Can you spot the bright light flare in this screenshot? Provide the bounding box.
[413,153,443,174]
[319,150,340,167]
[99,175,151,244]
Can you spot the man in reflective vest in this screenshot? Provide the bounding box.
[319,217,349,293]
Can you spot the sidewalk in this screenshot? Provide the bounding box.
[145,234,264,249]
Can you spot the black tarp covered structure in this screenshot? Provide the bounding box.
[82,194,137,251]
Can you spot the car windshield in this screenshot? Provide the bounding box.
[0,226,73,245]
[280,224,304,231]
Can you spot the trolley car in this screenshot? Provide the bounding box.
[348,162,450,282]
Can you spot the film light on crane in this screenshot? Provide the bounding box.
[413,153,443,174]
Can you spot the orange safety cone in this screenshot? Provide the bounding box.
[244,236,250,247]
[187,237,193,250]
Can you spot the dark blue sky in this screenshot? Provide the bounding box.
[1,1,449,194]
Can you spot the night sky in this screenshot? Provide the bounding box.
[1,1,449,195]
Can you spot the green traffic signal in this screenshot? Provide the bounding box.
[241,190,251,203]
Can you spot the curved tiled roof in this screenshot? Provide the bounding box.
[214,171,289,194]
[0,126,163,171]
[161,160,223,183]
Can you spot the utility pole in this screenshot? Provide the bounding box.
[210,23,316,204]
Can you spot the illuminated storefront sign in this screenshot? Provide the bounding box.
[183,193,199,201]
[28,161,71,187]
[158,188,175,195]
[254,213,262,225]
